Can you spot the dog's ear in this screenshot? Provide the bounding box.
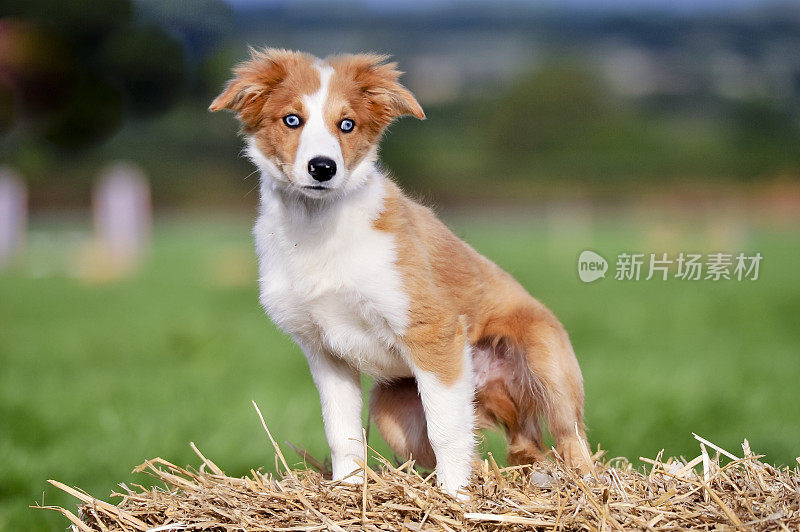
[209,48,296,128]
[338,54,425,123]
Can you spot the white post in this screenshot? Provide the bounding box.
[92,162,152,276]
[0,167,27,269]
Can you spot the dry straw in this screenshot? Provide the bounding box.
[38,403,799,530]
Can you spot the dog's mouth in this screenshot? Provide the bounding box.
[297,184,337,199]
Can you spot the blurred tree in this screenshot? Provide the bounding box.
[725,98,800,178]
[0,20,78,120]
[0,0,191,151]
[97,27,186,117]
[490,62,608,156]
[135,0,234,66]
[0,84,13,136]
[43,75,124,149]
[728,99,797,146]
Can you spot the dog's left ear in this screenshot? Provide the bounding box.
[336,54,425,123]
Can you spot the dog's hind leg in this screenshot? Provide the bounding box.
[506,416,547,466]
[369,378,436,469]
[474,370,546,465]
[522,320,590,473]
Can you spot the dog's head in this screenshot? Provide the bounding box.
[210,48,424,199]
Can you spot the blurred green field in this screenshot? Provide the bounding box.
[2,215,799,530]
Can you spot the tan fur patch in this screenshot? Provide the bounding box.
[370,378,436,469]
[374,180,588,469]
[373,183,472,384]
[210,48,321,168]
[373,181,587,466]
[326,54,424,170]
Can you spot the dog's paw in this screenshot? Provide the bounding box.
[452,489,471,503]
[439,481,471,503]
[334,472,364,486]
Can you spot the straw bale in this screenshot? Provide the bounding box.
[38,409,799,531]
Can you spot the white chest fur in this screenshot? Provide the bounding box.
[254,176,412,378]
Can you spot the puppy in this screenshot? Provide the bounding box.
[211,48,589,496]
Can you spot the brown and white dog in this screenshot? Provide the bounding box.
[211,48,589,497]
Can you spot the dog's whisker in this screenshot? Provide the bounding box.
[242,169,260,181]
[244,181,261,198]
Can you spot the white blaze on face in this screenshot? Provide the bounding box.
[293,63,344,186]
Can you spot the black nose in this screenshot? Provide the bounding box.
[307,157,336,182]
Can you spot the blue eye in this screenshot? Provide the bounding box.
[339,119,355,133]
[283,114,302,128]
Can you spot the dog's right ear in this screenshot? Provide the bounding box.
[209,48,296,129]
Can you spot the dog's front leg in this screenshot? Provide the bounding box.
[301,343,364,483]
[407,321,476,497]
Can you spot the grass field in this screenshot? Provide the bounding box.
[2,214,799,530]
